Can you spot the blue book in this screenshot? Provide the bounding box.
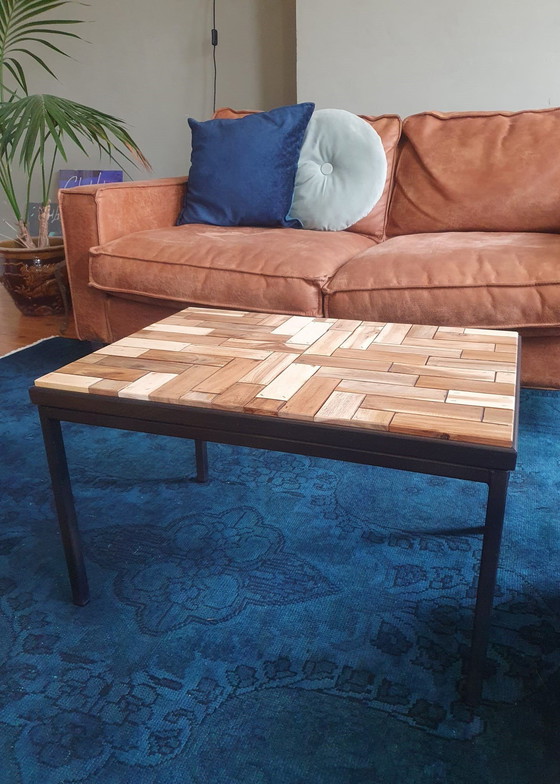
[58,169,123,189]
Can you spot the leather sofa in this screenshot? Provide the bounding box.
[59,106,560,388]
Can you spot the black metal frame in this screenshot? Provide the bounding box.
[29,376,518,708]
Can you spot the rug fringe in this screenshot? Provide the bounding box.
[0,335,57,359]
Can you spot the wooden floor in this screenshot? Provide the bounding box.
[0,285,77,356]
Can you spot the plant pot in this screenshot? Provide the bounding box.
[0,237,69,316]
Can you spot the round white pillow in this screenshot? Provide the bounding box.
[289,108,387,231]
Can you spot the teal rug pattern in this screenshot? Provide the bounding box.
[1,338,559,783]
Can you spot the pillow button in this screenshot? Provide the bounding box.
[320,162,334,175]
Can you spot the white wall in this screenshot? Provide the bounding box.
[296,0,560,115]
[0,0,296,228]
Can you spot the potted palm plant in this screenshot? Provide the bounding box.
[0,0,149,315]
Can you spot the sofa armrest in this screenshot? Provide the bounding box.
[59,177,186,341]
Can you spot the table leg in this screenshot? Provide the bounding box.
[464,469,509,706]
[38,409,90,606]
[194,439,208,483]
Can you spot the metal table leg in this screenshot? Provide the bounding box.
[194,439,208,483]
[38,408,90,606]
[464,469,509,706]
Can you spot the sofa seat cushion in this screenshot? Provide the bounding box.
[324,232,560,329]
[89,224,374,317]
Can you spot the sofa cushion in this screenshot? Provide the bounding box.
[324,232,560,329]
[178,102,314,229]
[89,224,374,317]
[214,108,402,242]
[288,108,387,231]
[387,107,560,236]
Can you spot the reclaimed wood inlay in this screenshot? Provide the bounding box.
[35,308,519,448]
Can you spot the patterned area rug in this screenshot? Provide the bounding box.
[1,337,560,783]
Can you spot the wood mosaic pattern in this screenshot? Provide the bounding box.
[35,308,519,448]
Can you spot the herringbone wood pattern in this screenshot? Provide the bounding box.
[35,307,519,447]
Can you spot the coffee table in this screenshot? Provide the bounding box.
[30,307,520,706]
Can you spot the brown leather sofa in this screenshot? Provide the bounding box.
[59,106,560,388]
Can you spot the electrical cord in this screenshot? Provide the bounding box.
[212,0,218,113]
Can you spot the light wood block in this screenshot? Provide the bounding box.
[336,343,463,359]
[35,372,103,392]
[149,367,219,404]
[437,326,467,334]
[114,337,190,352]
[173,365,223,398]
[391,363,496,381]
[142,349,229,367]
[97,356,195,375]
[415,375,515,396]
[408,325,437,339]
[331,319,362,331]
[118,372,178,400]
[496,371,517,384]
[427,356,516,372]
[362,394,483,421]
[341,324,383,350]
[279,376,340,420]
[299,354,391,372]
[188,307,248,317]
[181,344,272,361]
[60,362,146,383]
[211,383,265,411]
[483,408,513,425]
[389,413,512,447]
[351,409,394,430]
[144,323,214,336]
[316,366,418,386]
[257,362,320,401]
[90,379,131,395]
[75,354,106,364]
[194,358,260,394]
[243,397,286,416]
[446,390,515,410]
[239,352,297,384]
[404,337,495,352]
[464,327,517,338]
[302,330,353,356]
[271,316,314,335]
[374,322,412,344]
[315,391,365,423]
[96,344,148,358]
[179,391,217,405]
[137,331,224,347]
[460,349,518,363]
[287,320,332,346]
[337,380,447,402]
[262,314,288,326]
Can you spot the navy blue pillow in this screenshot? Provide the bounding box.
[177,102,315,228]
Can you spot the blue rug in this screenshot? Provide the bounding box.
[1,337,560,783]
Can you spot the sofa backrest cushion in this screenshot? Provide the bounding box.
[179,103,314,228]
[387,107,560,236]
[214,108,402,242]
[288,108,387,231]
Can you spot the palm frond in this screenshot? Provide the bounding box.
[0,94,151,172]
[0,0,83,85]
[3,57,27,92]
[9,48,58,79]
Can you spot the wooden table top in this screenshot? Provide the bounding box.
[35,307,519,449]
